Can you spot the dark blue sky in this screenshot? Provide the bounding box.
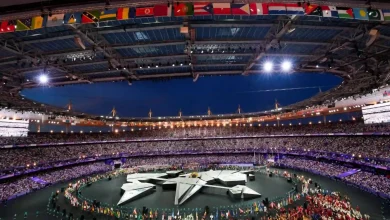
[21,73,342,117]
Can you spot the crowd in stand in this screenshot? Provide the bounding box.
[1,135,389,172]
[344,171,390,198]
[0,162,111,202]
[276,158,350,177]
[0,155,257,201]
[1,121,389,146]
[278,157,390,198]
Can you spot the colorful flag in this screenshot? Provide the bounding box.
[0,21,16,33]
[64,12,82,24]
[231,3,250,15]
[194,2,213,15]
[249,3,269,15]
[368,9,384,21]
[231,4,250,15]
[174,3,194,16]
[136,7,154,17]
[31,16,44,29]
[154,4,172,17]
[117,8,135,20]
[212,3,231,15]
[285,3,304,15]
[100,9,117,21]
[305,5,321,16]
[337,7,354,19]
[353,8,368,20]
[321,6,338,18]
[383,9,390,21]
[46,14,64,27]
[81,11,100,23]
[16,18,32,31]
[268,3,286,15]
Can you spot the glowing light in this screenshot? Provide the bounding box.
[281,61,292,71]
[263,61,273,72]
[38,74,49,84]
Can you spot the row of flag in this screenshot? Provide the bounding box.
[1,3,390,33]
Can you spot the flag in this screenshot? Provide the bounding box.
[231,4,250,15]
[154,4,172,17]
[194,3,213,15]
[305,5,321,16]
[31,16,44,29]
[64,12,82,24]
[16,18,32,31]
[383,9,390,21]
[337,7,354,19]
[268,3,286,15]
[321,6,338,18]
[174,3,194,16]
[368,9,384,21]
[82,11,100,23]
[353,8,368,20]
[136,7,154,17]
[0,21,15,33]
[249,3,268,15]
[285,3,304,15]
[46,14,64,27]
[117,7,134,20]
[212,3,231,15]
[100,9,117,21]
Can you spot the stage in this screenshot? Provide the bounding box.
[0,168,387,220]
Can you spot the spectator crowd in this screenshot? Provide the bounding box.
[278,157,390,199]
[0,162,111,202]
[0,136,389,172]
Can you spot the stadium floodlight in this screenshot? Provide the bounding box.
[263,61,273,72]
[281,61,292,72]
[38,74,48,84]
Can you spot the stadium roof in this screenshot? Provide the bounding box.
[1,0,390,117]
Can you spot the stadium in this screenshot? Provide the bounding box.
[1,0,390,219]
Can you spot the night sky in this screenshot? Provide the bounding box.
[21,73,342,117]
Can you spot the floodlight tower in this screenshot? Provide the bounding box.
[67,100,72,112]
[109,106,118,132]
[110,106,117,117]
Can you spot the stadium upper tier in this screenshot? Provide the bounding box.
[1,1,390,114]
[1,121,388,146]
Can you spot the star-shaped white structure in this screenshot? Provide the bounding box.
[118,170,261,206]
[117,180,156,205]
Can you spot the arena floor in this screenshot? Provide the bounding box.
[0,168,387,220]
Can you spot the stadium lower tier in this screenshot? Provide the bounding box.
[1,155,389,204]
[0,159,389,220]
[1,136,390,172]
